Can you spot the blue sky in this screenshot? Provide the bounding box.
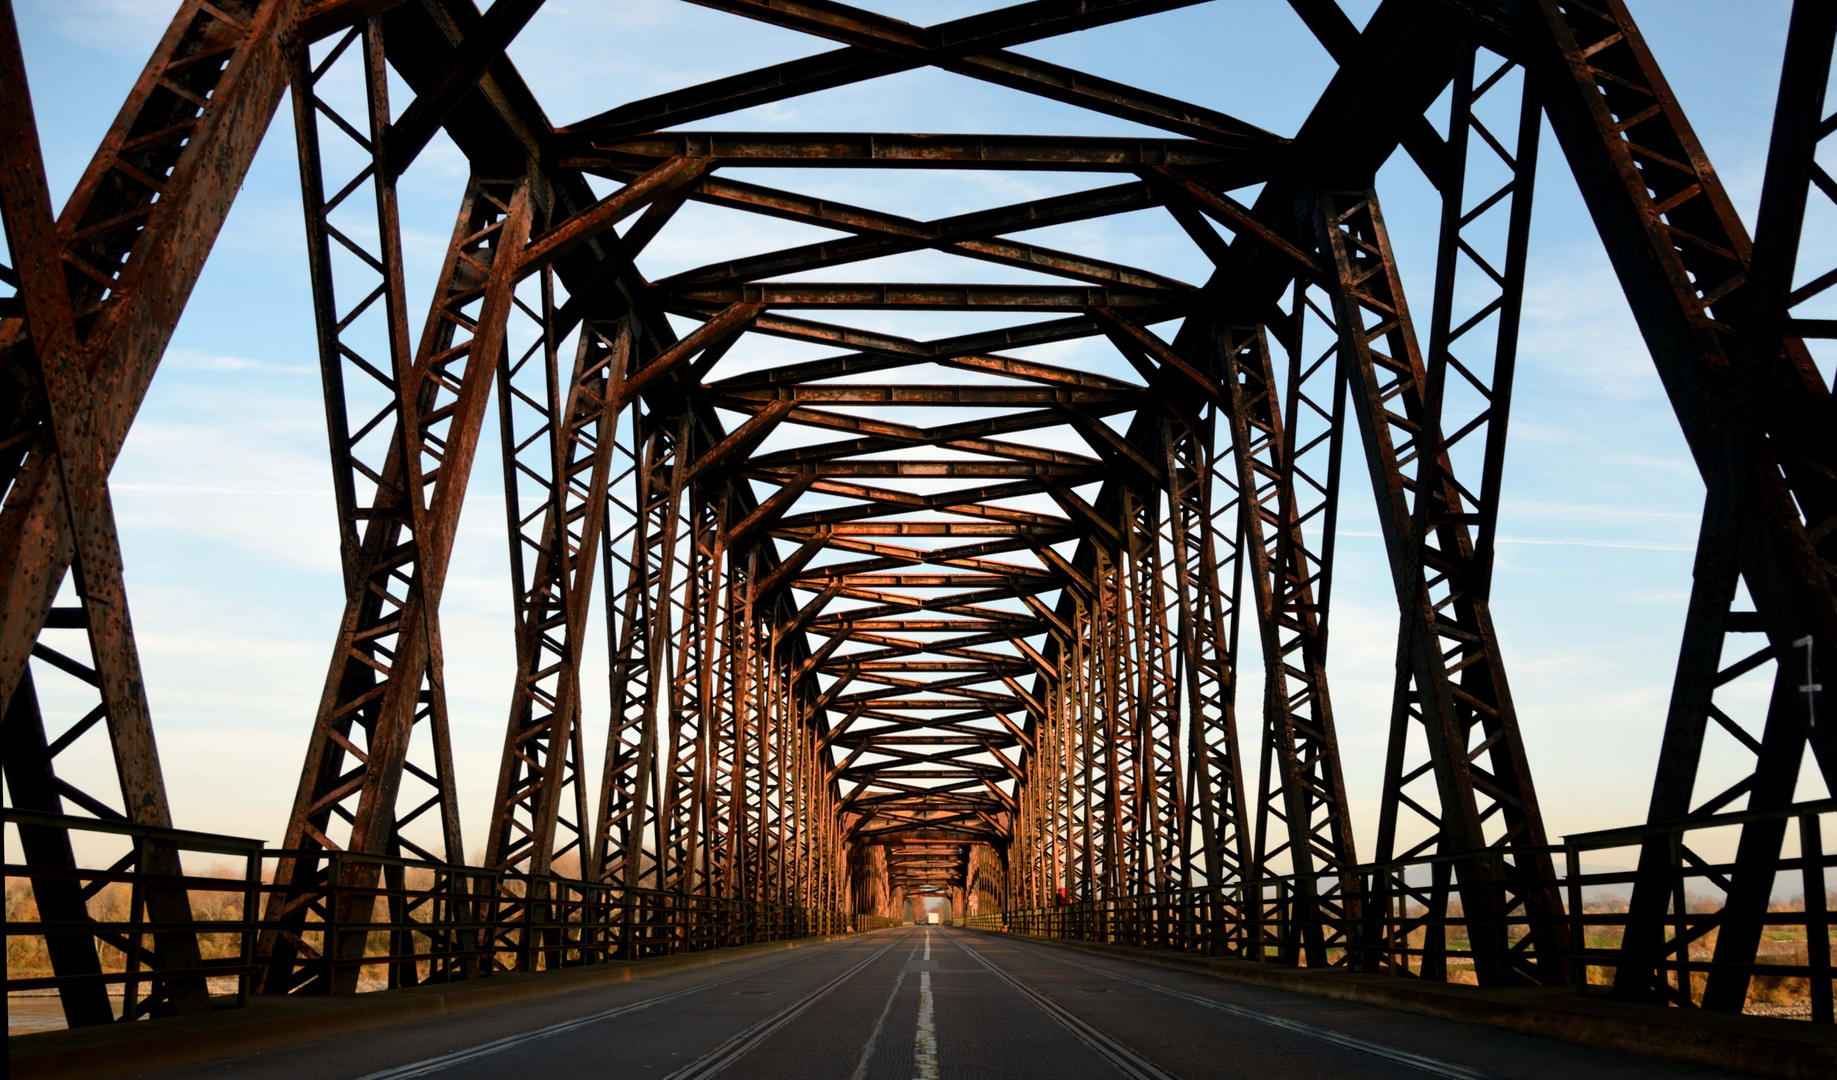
[8,0,1830,869]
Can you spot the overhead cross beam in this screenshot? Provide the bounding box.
[565,0,1274,144]
[566,131,1274,176]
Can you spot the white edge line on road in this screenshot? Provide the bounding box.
[1007,937,1507,1080]
[848,927,923,1080]
[950,931,1175,1080]
[849,971,908,1079]
[354,944,842,1080]
[661,934,907,1080]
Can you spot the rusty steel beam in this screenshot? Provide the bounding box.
[1205,322,1358,969]
[284,32,476,995]
[1,0,302,753]
[565,131,1266,174]
[0,0,211,1022]
[482,305,625,918]
[518,157,709,282]
[0,0,302,1025]
[385,0,545,173]
[665,283,1181,312]
[369,0,838,922]
[711,311,1124,386]
[267,177,533,994]
[654,178,1167,289]
[0,0,169,847]
[566,0,1231,140]
[295,0,407,42]
[1317,186,1562,987]
[1529,0,1837,1011]
[682,0,1278,145]
[722,384,1132,407]
[1367,32,1539,983]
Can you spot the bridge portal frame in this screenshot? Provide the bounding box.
[0,0,1831,1026]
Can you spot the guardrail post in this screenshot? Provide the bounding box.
[1371,869,1386,975]
[124,833,147,1019]
[1243,882,1255,959]
[1277,881,1292,965]
[239,846,261,1008]
[3,805,112,1024]
[451,866,469,980]
[455,864,474,982]
[325,852,343,994]
[383,859,409,989]
[1425,859,1450,982]
[1801,812,1832,1023]
[1565,842,1584,990]
[1668,829,1688,1003]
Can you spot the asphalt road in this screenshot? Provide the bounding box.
[136,926,1754,1080]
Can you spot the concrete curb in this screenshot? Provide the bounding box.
[969,930,1836,1080]
[8,932,870,1080]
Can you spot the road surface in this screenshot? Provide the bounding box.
[135,926,1751,1079]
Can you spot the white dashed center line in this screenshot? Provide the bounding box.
[914,929,939,1080]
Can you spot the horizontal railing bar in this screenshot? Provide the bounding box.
[1564,798,1837,850]
[3,808,266,853]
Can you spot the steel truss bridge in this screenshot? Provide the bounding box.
[0,0,1833,1040]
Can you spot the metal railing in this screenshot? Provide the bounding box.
[1562,799,1834,1021]
[259,851,887,991]
[257,847,500,993]
[968,802,1835,1021]
[5,811,896,1025]
[3,808,264,1023]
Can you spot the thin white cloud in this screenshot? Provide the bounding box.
[163,349,317,376]
[1502,500,1699,523]
[113,484,331,496]
[112,415,342,575]
[1337,530,1691,553]
[1497,536,1691,553]
[34,0,170,57]
[1518,243,1662,401]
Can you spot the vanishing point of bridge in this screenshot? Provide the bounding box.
[1,1,1834,1077]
